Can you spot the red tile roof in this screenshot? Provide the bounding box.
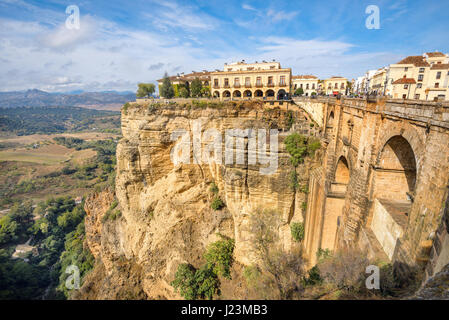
[292,75,318,79]
[431,64,449,70]
[393,78,416,84]
[157,71,211,82]
[426,52,446,58]
[396,56,430,67]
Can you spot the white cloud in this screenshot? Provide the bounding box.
[266,9,299,22]
[242,4,257,11]
[39,15,97,51]
[149,1,217,31]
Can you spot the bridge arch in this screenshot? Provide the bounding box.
[374,135,417,201]
[335,156,350,185]
[376,124,424,170]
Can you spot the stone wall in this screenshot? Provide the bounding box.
[294,97,449,277]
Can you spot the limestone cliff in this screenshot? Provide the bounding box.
[76,101,321,299]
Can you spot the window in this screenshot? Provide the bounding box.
[234,78,240,86]
[435,83,439,88]
[419,68,425,73]
[417,83,422,89]
[404,67,408,72]
[334,83,338,89]
[268,76,273,85]
[414,94,420,99]
[418,74,424,81]
[224,78,229,87]
[256,77,262,86]
[300,84,303,89]
[341,83,345,89]
[306,84,309,90]
[245,77,251,86]
[436,72,442,79]
[214,79,218,86]
[404,84,408,89]
[280,76,286,85]
[403,94,407,99]
[312,84,315,90]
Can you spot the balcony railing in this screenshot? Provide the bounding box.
[223,84,230,88]
[267,83,275,87]
[255,83,263,88]
[245,83,252,88]
[233,83,241,88]
[213,84,220,89]
[278,82,287,87]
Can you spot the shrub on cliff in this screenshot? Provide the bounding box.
[171,263,221,300]
[211,196,224,211]
[204,235,235,279]
[171,263,198,300]
[285,133,321,166]
[290,222,305,242]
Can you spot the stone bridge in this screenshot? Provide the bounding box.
[293,96,449,278]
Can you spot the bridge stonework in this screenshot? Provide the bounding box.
[294,97,449,277]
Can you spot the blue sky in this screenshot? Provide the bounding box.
[0,0,448,92]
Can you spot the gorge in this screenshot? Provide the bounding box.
[75,97,449,299]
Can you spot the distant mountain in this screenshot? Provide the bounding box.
[0,89,136,108]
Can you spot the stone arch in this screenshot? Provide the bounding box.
[243,90,252,97]
[233,90,241,98]
[213,91,220,98]
[223,90,231,98]
[265,89,275,97]
[374,135,417,200]
[277,89,287,100]
[370,134,418,260]
[335,156,350,185]
[375,123,424,172]
[255,90,263,97]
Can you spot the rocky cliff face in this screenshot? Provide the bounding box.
[77,101,321,299]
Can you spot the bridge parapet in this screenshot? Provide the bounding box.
[293,96,449,129]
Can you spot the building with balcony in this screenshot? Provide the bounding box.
[210,60,292,100]
[371,67,389,95]
[386,52,449,101]
[292,75,318,96]
[323,76,348,95]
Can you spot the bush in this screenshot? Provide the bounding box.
[171,263,198,300]
[204,235,235,279]
[284,133,321,167]
[317,249,368,293]
[290,222,304,242]
[209,182,219,194]
[211,196,224,211]
[194,264,220,300]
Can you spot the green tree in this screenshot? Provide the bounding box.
[136,83,155,98]
[295,88,304,96]
[179,87,189,98]
[190,78,203,98]
[160,72,175,98]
